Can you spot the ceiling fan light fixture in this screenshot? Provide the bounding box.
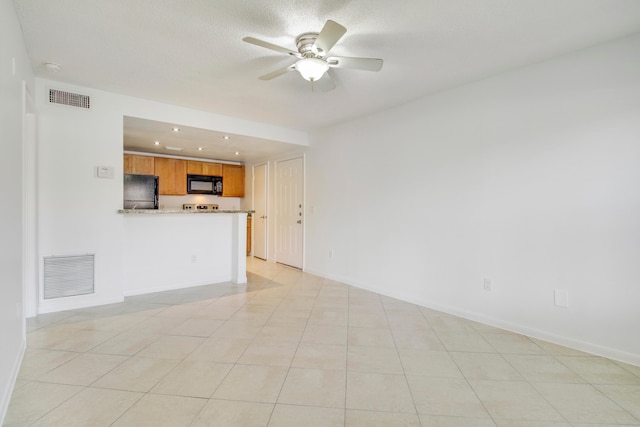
[295,57,329,82]
[244,19,382,90]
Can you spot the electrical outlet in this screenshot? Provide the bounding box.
[554,289,569,307]
[191,255,197,264]
[483,278,492,291]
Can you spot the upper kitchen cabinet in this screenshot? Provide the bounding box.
[124,154,155,175]
[187,160,204,175]
[203,162,223,177]
[222,164,245,197]
[155,158,187,195]
[187,160,222,177]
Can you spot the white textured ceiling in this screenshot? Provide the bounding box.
[13,0,640,160]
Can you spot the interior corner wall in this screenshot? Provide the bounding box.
[0,0,35,421]
[305,33,640,365]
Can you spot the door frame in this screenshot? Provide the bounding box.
[274,155,305,270]
[251,162,269,260]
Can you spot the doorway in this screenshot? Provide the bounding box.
[275,156,304,269]
[252,163,268,260]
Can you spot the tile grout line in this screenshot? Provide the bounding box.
[343,280,351,427]
[380,297,424,426]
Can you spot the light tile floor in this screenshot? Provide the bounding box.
[5,258,640,426]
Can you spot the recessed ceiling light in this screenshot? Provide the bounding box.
[172,127,180,132]
[223,136,230,140]
[197,147,203,151]
[154,141,160,145]
[235,151,240,156]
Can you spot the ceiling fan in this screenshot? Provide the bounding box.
[243,20,383,91]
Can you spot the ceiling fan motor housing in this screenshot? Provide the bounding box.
[296,32,322,57]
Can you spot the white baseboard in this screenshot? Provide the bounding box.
[123,276,231,297]
[38,296,124,314]
[0,339,26,426]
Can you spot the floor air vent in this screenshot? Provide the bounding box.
[43,255,95,299]
[49,89,91,109]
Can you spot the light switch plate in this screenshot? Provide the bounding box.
[96,166,114,179]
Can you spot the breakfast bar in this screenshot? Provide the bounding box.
[118,209,252,296]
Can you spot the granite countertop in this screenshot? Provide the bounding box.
[118,209,254,214]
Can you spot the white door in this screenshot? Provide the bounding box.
[253,163,268,260]
[275,157,304,269]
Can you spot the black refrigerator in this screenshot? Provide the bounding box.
[124,174,158,209]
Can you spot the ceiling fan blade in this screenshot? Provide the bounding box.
[259,64,296,80]
[243,37,300,57]
[313,20,346,56]
[326,56,383,72]
[313,72,336,92]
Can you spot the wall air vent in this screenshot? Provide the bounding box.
[49,89,91,109]
[43,254,95,299]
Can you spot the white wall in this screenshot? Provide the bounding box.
[123,214,238,295]
[305,34,640,365]
[0,0,34,421]
[37,83,126,313]
[35,79,307,314]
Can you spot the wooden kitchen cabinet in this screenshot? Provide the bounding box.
[187,160,222,176]
[222,164,245,197]
[187,160,204,175]
[203,162,222,176]
[155,158,187,195]
[124,154,155,175]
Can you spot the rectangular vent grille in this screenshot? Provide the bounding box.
[43,255,95,299]
[49,89,91,109]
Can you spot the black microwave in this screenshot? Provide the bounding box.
[187,174,222,195]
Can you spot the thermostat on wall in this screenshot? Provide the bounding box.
[96,166,114,179]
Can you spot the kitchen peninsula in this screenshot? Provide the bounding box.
[118,209,253,296]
